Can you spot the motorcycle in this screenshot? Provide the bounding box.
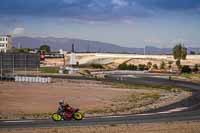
[52,106,84,121]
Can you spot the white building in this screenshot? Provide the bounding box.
[0,35,12,53]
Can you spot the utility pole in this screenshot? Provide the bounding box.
[25,55,27,76]
[72,43,75,53]
[87,44,90,53]
[1,55,2,80]
[144,46,146,55]
[13,55,15,76]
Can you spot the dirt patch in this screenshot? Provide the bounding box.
[0,79,191,119]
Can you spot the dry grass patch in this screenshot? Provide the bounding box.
[0,79,191,119]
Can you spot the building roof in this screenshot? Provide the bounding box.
[0,35,12,37]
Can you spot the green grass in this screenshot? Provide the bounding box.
[79,64,105,69]
[39,67,59,74]
[181,73,200,79]
[109,81,184,92]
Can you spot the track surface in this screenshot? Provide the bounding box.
[0,73,200,129]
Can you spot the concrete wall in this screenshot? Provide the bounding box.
[43,53,200,68]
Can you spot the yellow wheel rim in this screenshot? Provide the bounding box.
[52,114,62,121]
[74,112,83,120]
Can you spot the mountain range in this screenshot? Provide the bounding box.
[13,36,200,54]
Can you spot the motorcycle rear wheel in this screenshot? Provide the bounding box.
[52,113,62,121]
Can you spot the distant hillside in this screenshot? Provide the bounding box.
[13,37,200,54]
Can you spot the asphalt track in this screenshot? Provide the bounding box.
[0,73,200,129]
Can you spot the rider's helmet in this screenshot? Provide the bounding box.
[59,99,64,106]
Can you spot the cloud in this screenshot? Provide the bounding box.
[12,27,25,35]
[0,0,199,21]
[135,0,200,11]
[112,0,128,7]
[62,0,75,4]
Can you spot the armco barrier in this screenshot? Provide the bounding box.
[15,76,51,83]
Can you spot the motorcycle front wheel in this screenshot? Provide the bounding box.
[73,112,84,120]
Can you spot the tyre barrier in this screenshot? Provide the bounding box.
[15,76,51,83]
[0,76,15,81]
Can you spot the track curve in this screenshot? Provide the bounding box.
[0,73,200,128]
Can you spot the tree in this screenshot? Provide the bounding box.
[173,44,187,60]
[176,60,181,70]
[173,44,187,70]
[39,45,51,53]
[12,48,32,53]
[190,51,196,55]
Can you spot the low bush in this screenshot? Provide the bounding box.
[138,64,148,71]
[181,65,192,73]
[160,61,166,69]
[128,64,138,70]
[153,64,158,69]
[193,64,199,73]
[118,63,138,70]
[118,63,128,70]
[90,64,104,69]
[147,62,152,69]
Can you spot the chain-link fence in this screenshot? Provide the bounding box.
[0,53,40,80]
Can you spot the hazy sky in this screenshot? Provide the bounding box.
[0,0,200,47]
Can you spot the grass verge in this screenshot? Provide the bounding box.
[109,81,185,92]
[181,73,200,79]
[39,67,59,74]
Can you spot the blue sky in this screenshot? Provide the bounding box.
[0,0,200,47]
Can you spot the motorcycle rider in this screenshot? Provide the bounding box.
[57,99,65,115]
[57,99,72,115]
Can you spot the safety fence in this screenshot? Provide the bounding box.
[0,53,40,76]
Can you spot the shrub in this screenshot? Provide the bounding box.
[193,64,199,73]
[153,64,158,70]
[181,65,192,73]
[118,63,128,70]
[168,61,173,69]
[147,62,152,69]
[118,63,137,70]
[138,64,148,71]
[160,61,166,69]
[128,64,138,70]
[91,64,104,69]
